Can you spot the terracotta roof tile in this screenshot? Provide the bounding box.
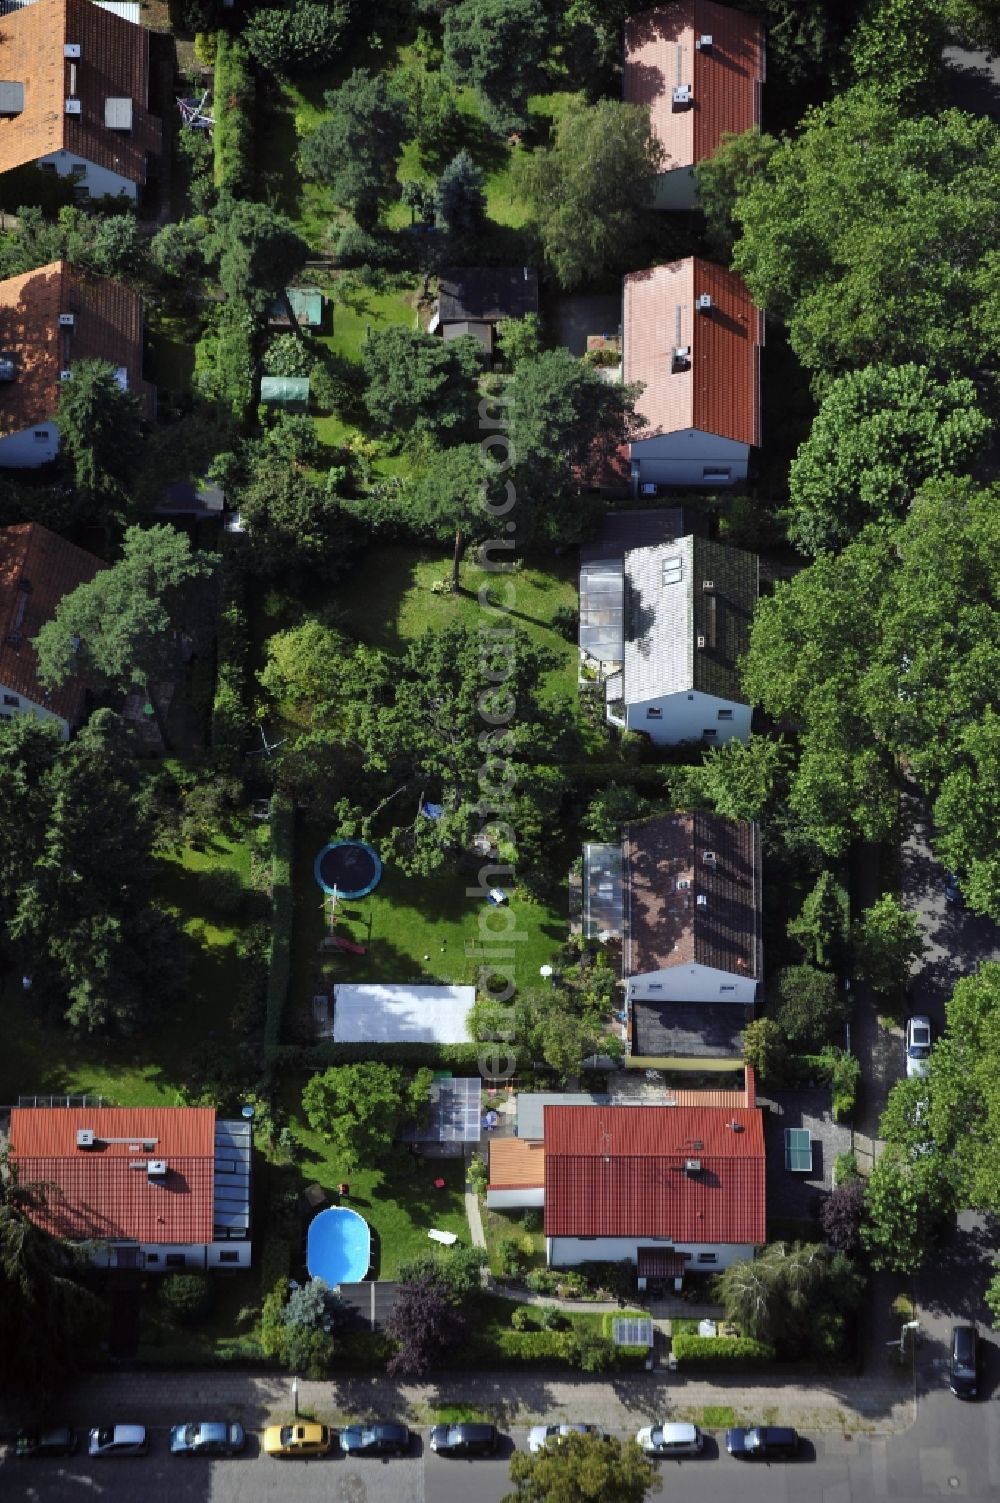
[624,258,763,446]
[488,1137,546,1190]
[9,1106,216,1245]
[623,811,762,979]
[0,520,104,723]
[543,1103,765,1243]
[0,259,153,434]
[624,3,764,175]
[0,0,161,183]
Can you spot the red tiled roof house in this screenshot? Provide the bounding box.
[0,521,105,737]
[8,1106,252,1271]
[0,0,162,201]
[544,1103,765,1272]
[624,258,764,490]
[624,2,764,211]
[0,260,153,467]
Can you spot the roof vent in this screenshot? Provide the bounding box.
[59,368,72,382]
[58,312,75,328]
[0,355,16,382]
[696,293,713,313]
[64,43,81,59]
[703,849,717,865]
[676,877,691,892]
[684,1158,702,1174]
[696,894,708,907]
[701,578,715,591]
[0,81,25,118]
[671,345,690,372]
[76,1128,96,1148]
[65,98,82,116]
[147,1159,168,1178]
[730,1119,744,1132]
[696,33,713,50]
[696,634,707,648]
[105,96,133,131]
[672,83,693,108]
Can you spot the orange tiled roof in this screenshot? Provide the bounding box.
[0,0,161,183]
[488,1137,546,1190]
[624,258,763,447]
[624,3,764,175]
[0,259,153,434]
[0,520,104,723]
[9,1107,217,1245]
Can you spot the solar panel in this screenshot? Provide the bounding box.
[784,1127,812,1172]
[612,1317,653,1348]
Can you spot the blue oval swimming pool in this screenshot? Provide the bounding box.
[306,1206,371,1286]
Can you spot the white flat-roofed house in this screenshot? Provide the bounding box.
[331,984,476,1046]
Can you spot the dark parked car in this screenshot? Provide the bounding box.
[15,1428,78,1458]
[429,1423,498,1458]
[169,1422,246,1456]
[950,1324,978,1399]
[945,872,964,905]
[726,1426,800,1460]
[339,1423,411,1458]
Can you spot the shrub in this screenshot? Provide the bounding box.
[264,332,317,378]
[213,37,255,195]
[244,0,349,75]
[774,964,849,1049]
[158,1272,214,1326]
[538,1306,568,1331]
[497,1240,527,1280]
[670,1334,776,1366]
[493,1330,575,1364]
[525,1268,561,1295]
[211,551,250,766]
[520,1209,541,1232]
[822,1045,861,1121]
[551,602,579,641]
[334,225,405,269]
[570,1331,615,1372]
[511,1306,537,1331]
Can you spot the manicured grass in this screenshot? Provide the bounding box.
[701,1405,738,1428]
[136,1269,263,1363]
[289,818,567,1029]
[482,1206,546,1276]
[320,277,421,365]
[0,831,254,1107]
[276,1079,469,1279]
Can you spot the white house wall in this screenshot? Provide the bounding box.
[627,961,757,1005]
[89,1240,251,1271]
[38,150,138,200]
[547,1235,753,1270]
[624,689,751,747]
[630,429,749,488]
[0,682,70,739]
[486,1187,545,1212]
[0,421,60,468]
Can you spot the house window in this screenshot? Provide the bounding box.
[219,1250,240,1264]
[146,1253,159,1264]
[2,694,17,706]
[702,467,731,483]
[165,1253,185,1268]
[0,711,10,720]
[34,429,50,441]
[720,985,736,993]
[717,708,733,720]
[702,728,717,738]
[647,983,663,991]
[661,555,683,586]
[646,707,663,719]
[577,1237,597,1242]
[697,1252,718,1264]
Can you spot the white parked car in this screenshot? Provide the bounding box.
[88,1425,148,1458]
[527,1423,603,1452]
[906,1016,932,1078]
[636,1422,704,1457]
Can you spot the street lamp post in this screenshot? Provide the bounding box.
[292,1376,299,1416]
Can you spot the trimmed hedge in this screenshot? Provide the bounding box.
[264,794,295,1071]
[259,1234,291,1294]
[277,1041,531,1072]
[671,1334,775,1366]
[213,36,255,195]
[211,549,250,765]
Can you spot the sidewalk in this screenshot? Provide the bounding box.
[37,1362,916,1437]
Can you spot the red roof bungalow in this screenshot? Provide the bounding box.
[8,1106,252,1272]
[624,258,763,491]
[624,2,765,211]
[543,1102,765,1273]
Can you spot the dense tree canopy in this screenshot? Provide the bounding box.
[55,360,143,517]
[243,0,349,74]
[300,70,408,227]
[787,364,990,555]
[443,0,556,134]
[731,92,1000,382]
[503,1431,659,1503]
[384,1268,467,1378]
[361,325,483,441]
[301,1063,433,1171]
[208,199,309,321]
[517,100,663,289]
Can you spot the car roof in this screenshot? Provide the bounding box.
[449,1423,495,1437]
[652,1422,699,1438]
[111,1425,145,1441]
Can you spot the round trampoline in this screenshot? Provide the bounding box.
[313,839,382,898]
[307,1206,371,1286]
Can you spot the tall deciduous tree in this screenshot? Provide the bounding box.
[694,129,778,261]
[788,364,990,555]
[517,100,663,289]
[405,443,505,589]
[361,325,483,441]
[849,0,947,109]
[774,964,849,1049]
[731,91,1000,381]
[933,711,1000,922]
[300,70,408,228]
[443,0,556,134]
[209,199,309,323]
[861,1146,954,1272]
[503,1431,659,1503]
[850,893,924,995]
[243,0,349,75]
[384,1269,467,1377]
[33,525,216,745]
[55,359,143,516]
[301,1064,433,1171]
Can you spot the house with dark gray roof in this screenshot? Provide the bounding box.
[580,533,757,745]
[432,267,538,361]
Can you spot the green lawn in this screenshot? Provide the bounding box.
[277,1079,469,1279]
[0,832,254,1107]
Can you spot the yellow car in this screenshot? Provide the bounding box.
[263,1423,332,1458]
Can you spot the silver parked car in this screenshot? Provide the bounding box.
[88,1425,149,1457]
[527,1423,602,1453]
[636,1422,704,1457]
[906,1015,932,1078]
